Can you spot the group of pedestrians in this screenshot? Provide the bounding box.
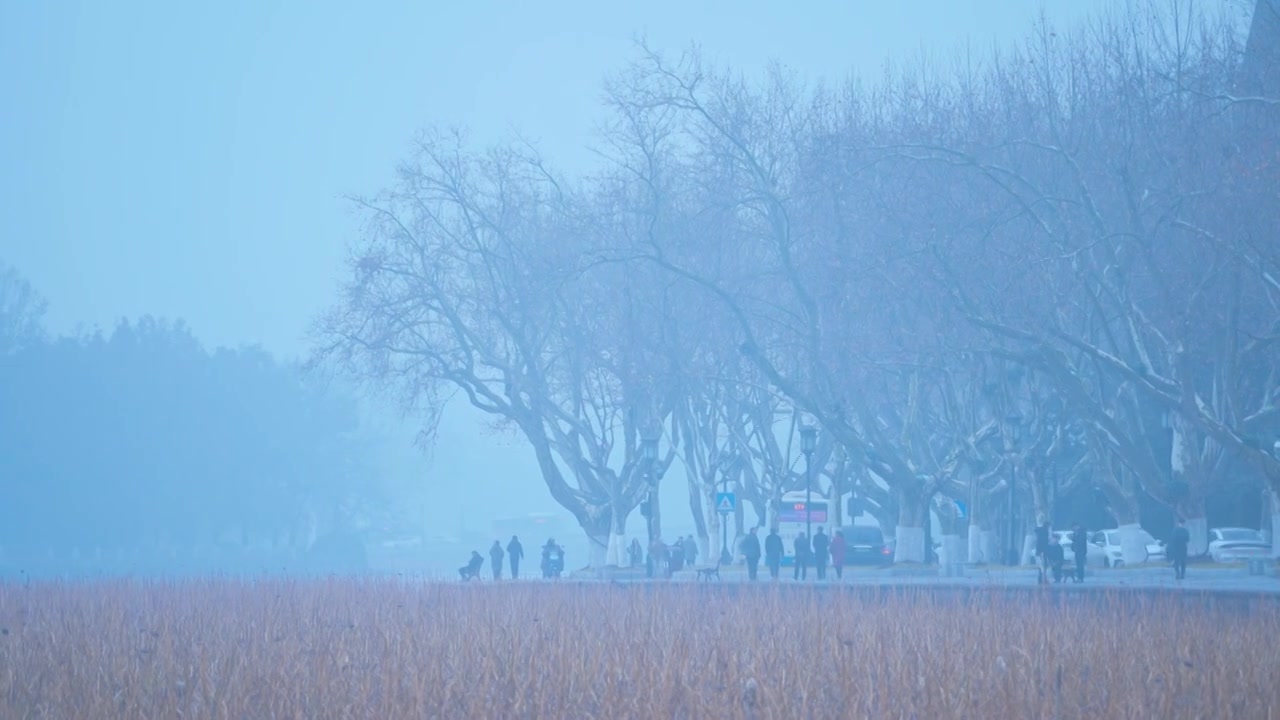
[736,526,848,581]
[1033,517,1193,584]
[460,535,526,580]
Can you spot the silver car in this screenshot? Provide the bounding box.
[1208,527,1270,563]
[1091,529,1166,567]
[1052,530,1106,568]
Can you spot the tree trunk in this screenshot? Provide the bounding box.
[1021,532,1038,566]
[1182,507,1203,558]
[1171,415,1210,556]
[606,505,628,567]
[967,522,985,564]
[1270,491,1280,559]
[688,473,708,540]
[734,494,746,537]
[584,513,610,571]
[706,483,724,562]
[965,494,995,564]
[936,498,966,566]
[1101,480,1148,566]
[980,529,998,563]
[893,485,927,564]
[1117,522,1148,566]
[649,479,664,549]
[687,472,712,565]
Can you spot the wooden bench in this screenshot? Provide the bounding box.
[695,562,721,581]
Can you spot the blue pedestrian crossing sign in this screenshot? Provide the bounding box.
[715,492,736,515]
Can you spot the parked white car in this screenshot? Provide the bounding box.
[1208,527,1271,563]
[1052,530,1106,567]
[1091,529,1166,567]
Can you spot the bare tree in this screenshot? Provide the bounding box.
[0,260,47,355]
[317,132,680,568]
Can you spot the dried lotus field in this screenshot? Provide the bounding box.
[1,578,1277,719]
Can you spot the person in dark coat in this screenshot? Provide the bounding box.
[793,532,811,580]
[740,527,762,580]
[459,550,484,580]
[830,530,847,579]
[765,528,784,580]
[628,538,643,568]
[812,527,830,580]
[669,540,685,573]
[1047,534,1066,582]
[489,540,505,580]
[683,535,699,567]
[1169,518,1191,580]
[506,535,524,579]
[1070,523,1088,583]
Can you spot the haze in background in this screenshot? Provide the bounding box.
[1,0,1115,538]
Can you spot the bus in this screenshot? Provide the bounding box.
[773,491,829,565]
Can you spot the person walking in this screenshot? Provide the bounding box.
[830,530,847,579]
[506,535,524,579]
[683,535,698,567]
[740,527,762,580]
[793,532,811,581]
[812,527,830,580]
[489,540,505,580]
[1070,523,1088,583]
[1169,518,1191,580]
[1034,515,1051,584]
[765,528,784,580]
[650,536,671,578]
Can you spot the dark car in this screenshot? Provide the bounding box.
[841,525,893,566]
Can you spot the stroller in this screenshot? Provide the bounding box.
[459,551,484,581]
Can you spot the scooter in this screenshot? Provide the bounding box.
[541,546,565,578]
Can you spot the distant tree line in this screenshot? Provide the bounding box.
[0,263,383,565]
[321,1,1280,567]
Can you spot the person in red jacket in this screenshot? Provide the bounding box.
[830,530,847,579]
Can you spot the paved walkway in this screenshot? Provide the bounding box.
[588,563,1280,594]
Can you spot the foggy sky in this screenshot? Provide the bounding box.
[1,0,1112,535]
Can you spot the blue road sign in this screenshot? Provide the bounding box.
[715,492,736,515]
[953,500,968,519]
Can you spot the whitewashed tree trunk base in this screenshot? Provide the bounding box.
[1021,533,1038,566]
[588,534,608,570]
[1185,516,1208,557]
[895,526,925,564]
[1271,511,1280,559]
[941,533,964,567]
[979,530,998,565]
[967,525,984,564]
[605,533,626,567]
[1118,523,1147,565]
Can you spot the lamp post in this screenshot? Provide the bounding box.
[718,449,735,565]
[1006,412,1023,566]
[800,425,818,543]
[641,434,658,578]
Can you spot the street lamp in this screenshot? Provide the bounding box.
[718,449,736,565]
[641,434,659,578]
[1005,412,1023,566]
[800,425,818,543]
